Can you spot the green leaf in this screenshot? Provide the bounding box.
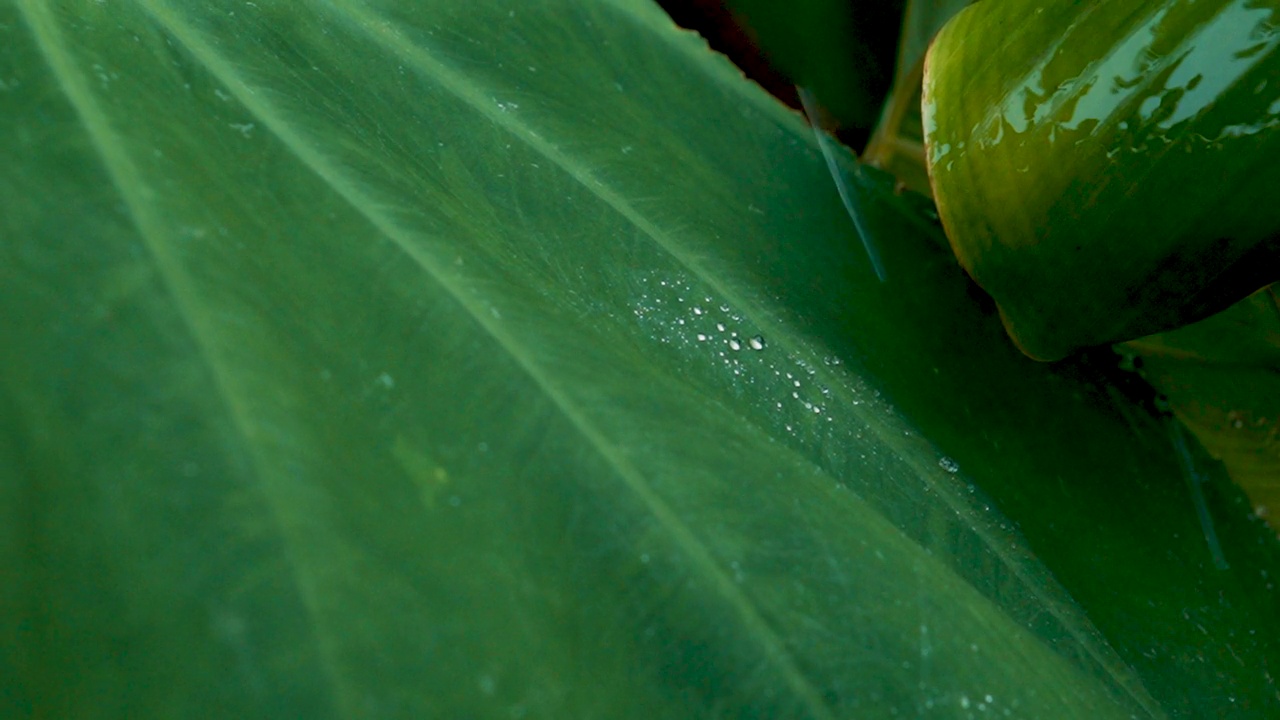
[1124,287,1280,525]
[2,0,1277,717]
[722,0,900,131]
[894,0,969,81]
[860,0,972,198]
[923,0,1280,361]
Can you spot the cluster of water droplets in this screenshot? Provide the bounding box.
[629,273,963,480]
[629,274,852,432]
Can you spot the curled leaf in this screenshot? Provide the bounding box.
[924,0,1280,361]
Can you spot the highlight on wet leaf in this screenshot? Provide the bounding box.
[923,0,1280,361]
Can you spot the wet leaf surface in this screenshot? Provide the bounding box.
[2,1,1278,717]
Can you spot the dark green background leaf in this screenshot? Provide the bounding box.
[2,0,1277,717]
[1125,287,1280,527]
[716,0,903,134]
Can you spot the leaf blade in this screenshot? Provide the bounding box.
[3,0,1277,717]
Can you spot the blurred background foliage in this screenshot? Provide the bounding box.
[657,0,906,149]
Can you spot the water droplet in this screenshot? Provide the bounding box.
[716,322,726,332]
[938,457,960,473]
[728,338,741,351]
[696,333,707,341]
[748,335,765,350]
[692,306,703,315]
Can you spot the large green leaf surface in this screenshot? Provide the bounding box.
[2,0,1278,717]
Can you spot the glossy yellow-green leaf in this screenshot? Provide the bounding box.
[923,0,1280,361]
